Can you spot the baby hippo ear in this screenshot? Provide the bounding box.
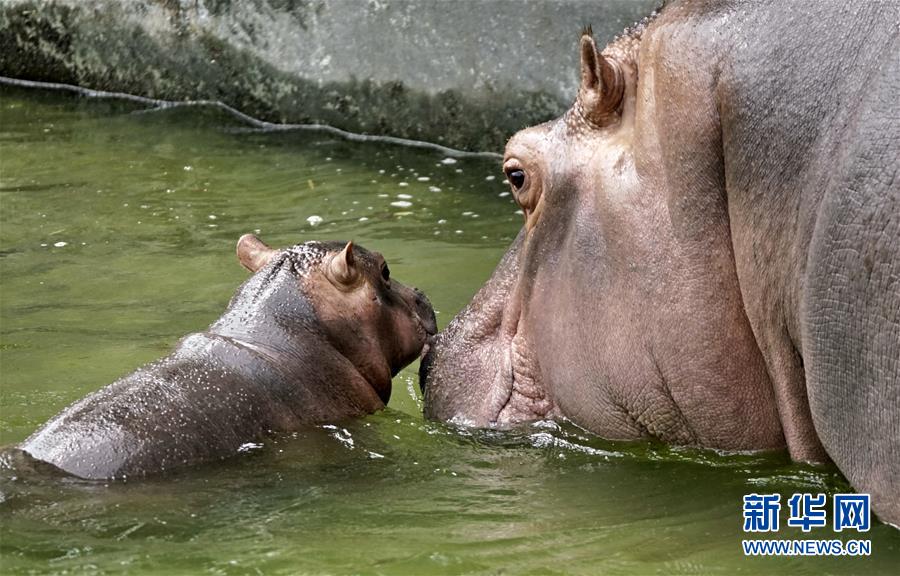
[329,241,359,286]
[237,234,277,272]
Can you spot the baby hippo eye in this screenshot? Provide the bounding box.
[506,169,526,190]
[381,263,391,282]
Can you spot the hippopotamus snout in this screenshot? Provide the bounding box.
[418,332,437,393]
[413,288,438,337]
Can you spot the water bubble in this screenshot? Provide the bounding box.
[428,186,442,193]
[208,214,217,220]
[485,175,496,181]
[183,165,193,171]
[390,201,412,208]
[437,219,447,224]
[397,193,413,200]
[440,157,458,165]
[358,217,369,222]
[499,191,511,197]
[53,241,67,247]
[417,176,430,182]
[398,182,409,187]
[307,215,324,226]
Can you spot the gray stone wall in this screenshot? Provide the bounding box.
[0,0,658,151]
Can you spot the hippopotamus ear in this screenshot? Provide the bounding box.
[577,28,624,126]
[236,234,278,272]
[328,241,359,286]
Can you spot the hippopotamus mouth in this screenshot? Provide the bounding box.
[419,323,550,426]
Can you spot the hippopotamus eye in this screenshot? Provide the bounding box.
[506,169,526,190]
[381,263,391,282]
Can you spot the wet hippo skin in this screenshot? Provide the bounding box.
[421,0,899,524]
[20,235,436,479]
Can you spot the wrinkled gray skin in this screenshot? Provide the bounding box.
[422,0,899,524]
[21,235,436,479]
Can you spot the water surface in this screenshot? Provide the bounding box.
[1,86,898,575]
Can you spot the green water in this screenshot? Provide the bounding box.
[1,86,898,575]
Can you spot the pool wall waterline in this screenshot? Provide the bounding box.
[0,0,658,151]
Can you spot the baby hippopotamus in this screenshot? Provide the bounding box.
[19,234,436,479]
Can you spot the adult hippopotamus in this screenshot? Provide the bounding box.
[421,0,899,523]
[21,235,436,479]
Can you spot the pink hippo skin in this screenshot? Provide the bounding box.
[421,0,899,524]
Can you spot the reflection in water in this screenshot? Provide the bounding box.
[1,86,898,574]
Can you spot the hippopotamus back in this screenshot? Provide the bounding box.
[20,236,436,479]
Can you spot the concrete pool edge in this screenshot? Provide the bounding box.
[0,0,659,152]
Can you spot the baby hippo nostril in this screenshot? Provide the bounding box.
[413,290,437,336]
[419,305,437,336]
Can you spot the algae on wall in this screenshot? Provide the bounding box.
[0,0,658,151]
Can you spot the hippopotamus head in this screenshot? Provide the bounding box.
[420,26,782,447]
[235,234,437,404]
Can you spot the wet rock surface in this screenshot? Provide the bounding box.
[0,0,657,151]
